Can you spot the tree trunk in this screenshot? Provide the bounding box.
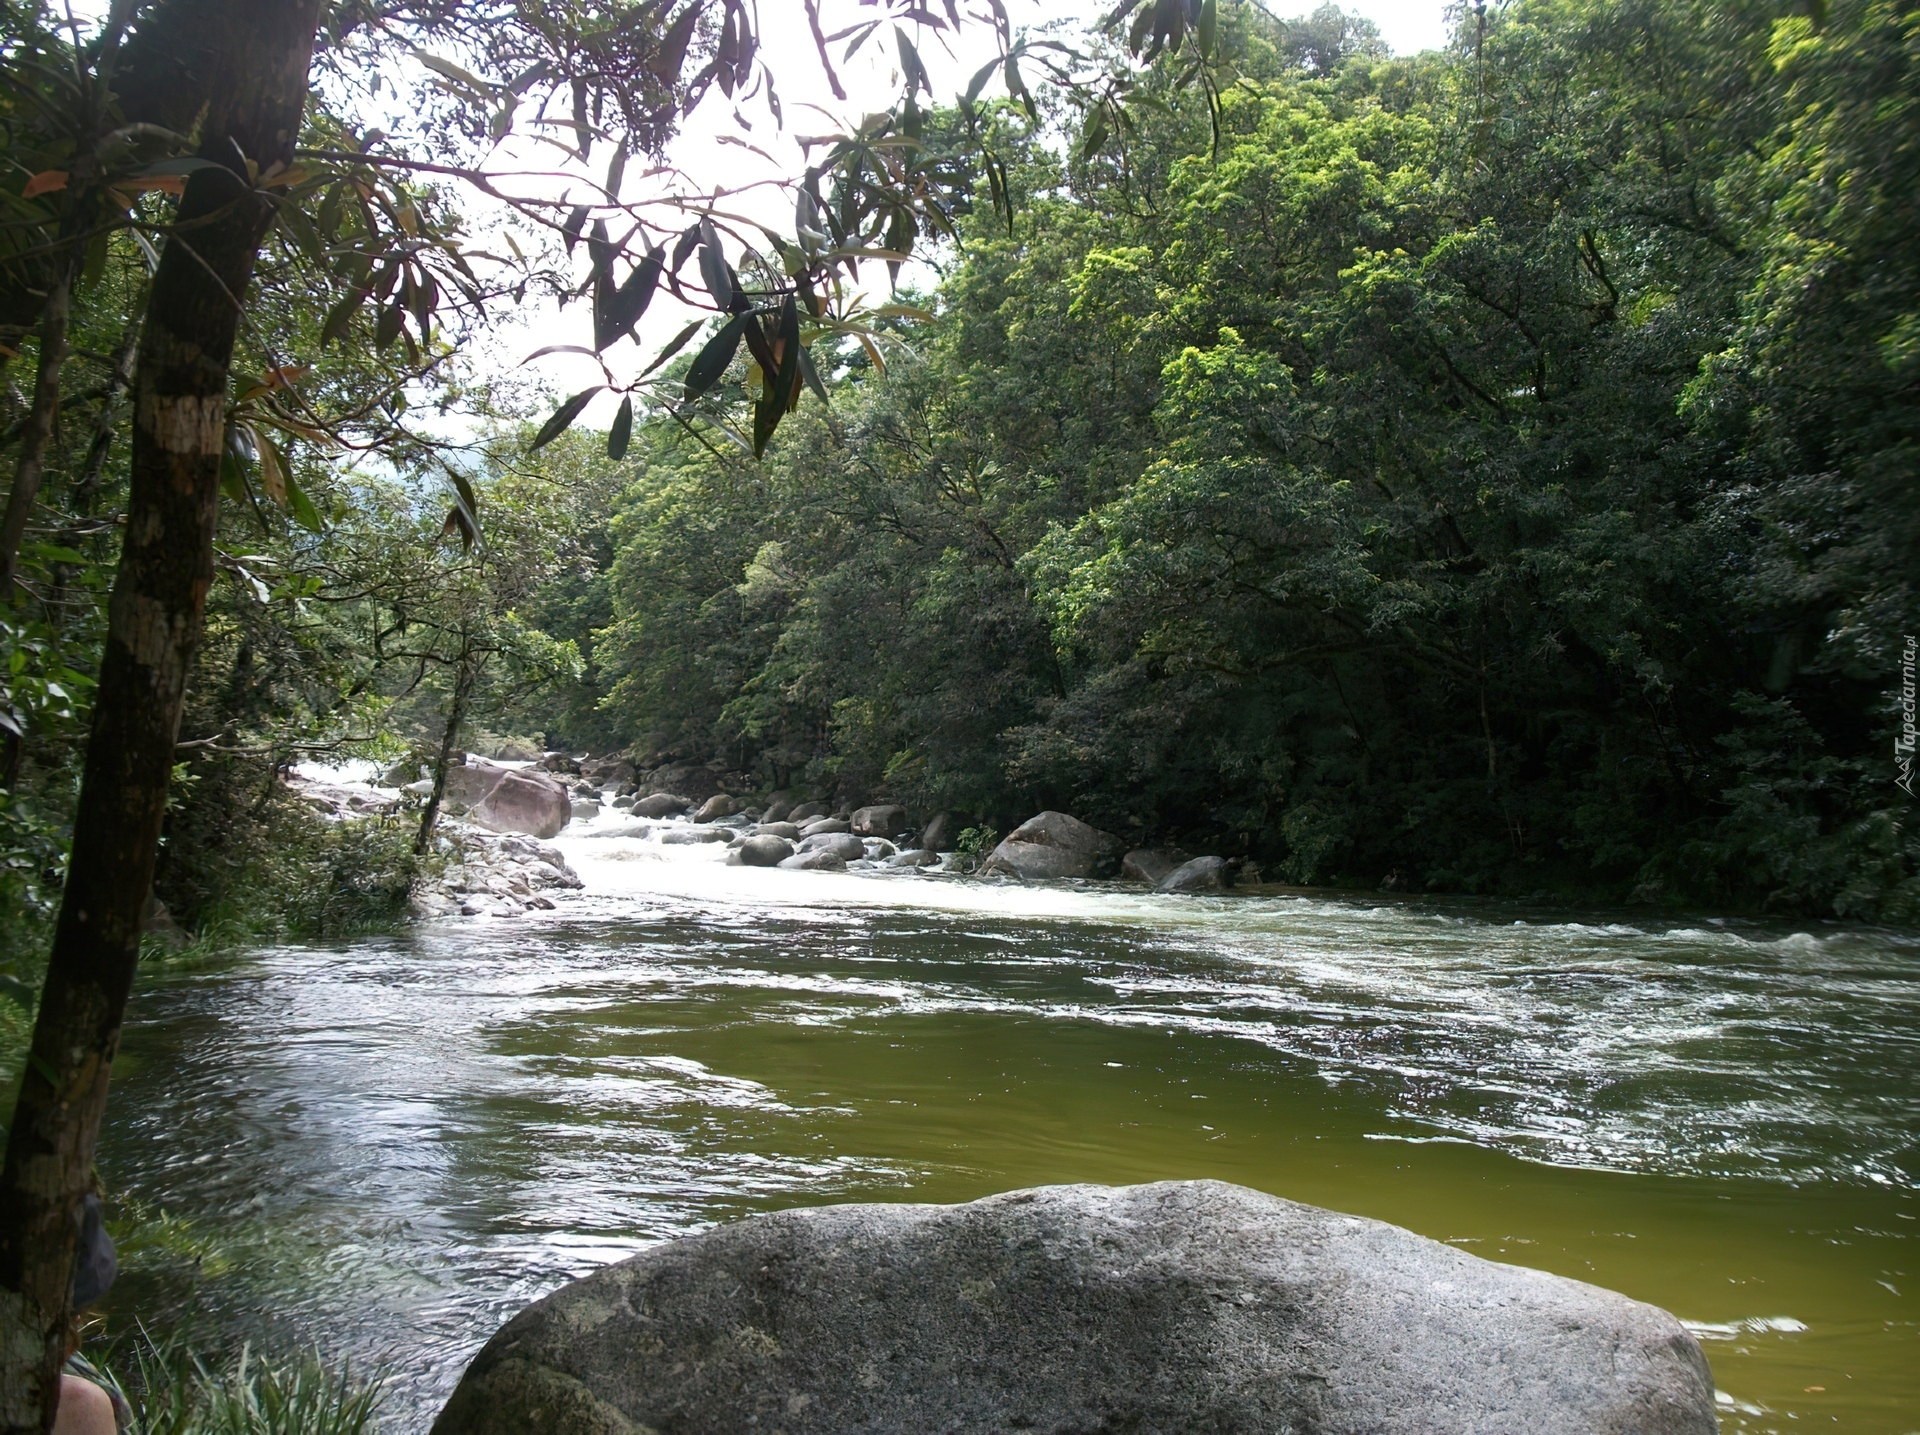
[0,6,322,1430]
[0,265,75,603]
[417,640,478,855]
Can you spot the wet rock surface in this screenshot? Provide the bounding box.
[434,1180,1716,1435]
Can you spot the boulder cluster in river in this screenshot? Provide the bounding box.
[290,748,1264,909]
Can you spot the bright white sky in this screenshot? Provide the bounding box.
[479,0,1458,430]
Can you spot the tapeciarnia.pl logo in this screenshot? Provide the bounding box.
[1898,634,1917,797]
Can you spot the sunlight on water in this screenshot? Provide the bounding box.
[99,808,1919,1431]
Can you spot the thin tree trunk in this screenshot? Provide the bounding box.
[0,265,75,603]
[70,311,143,516]
[0,6,322,1429]
[417,640,477,855]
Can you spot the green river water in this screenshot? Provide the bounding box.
[97,821,1918,1431]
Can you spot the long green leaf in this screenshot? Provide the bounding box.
[532,386,604,448]
[682,316,748,401]
[697,219,735,310]
[638,319,705,380]
[608,395,635,459]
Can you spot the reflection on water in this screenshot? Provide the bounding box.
[99,819,1919,1432]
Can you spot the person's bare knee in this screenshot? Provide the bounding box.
[52,1374,116,1435]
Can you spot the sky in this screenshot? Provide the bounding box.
[481,0,1460,432]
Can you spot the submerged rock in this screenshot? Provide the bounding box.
[982,810,1120,880]
[434,1180,1714,1435]
[1157,855,1232,892]
[888,848,940,868]
[661,828,728,845]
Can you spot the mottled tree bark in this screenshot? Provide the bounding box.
[0,5,323,1429]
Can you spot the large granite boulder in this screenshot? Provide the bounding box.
[851,804,909,838]
[982,811,1120,879]
[693,793,741,823]
[918,811,956,853]
[798,833,864,861]
[737,834,794,867]
[1158,855,1232,892]
[1122,846,1190,885]
[471,770,571,840]
[443,757,510,810]
[433,1181,1714,1435]
[631,793,689,819]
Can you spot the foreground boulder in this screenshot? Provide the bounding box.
[982,810,1119,879]
[1158,855,1232,892]
[434,1180,1714,1435]
[471,770,571,840]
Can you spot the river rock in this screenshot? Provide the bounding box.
[888,848,940,868]
[490,738,543,762]
[799,816,850,836]
[433,1180,1713,1435]
[786,800,829,823]
[864,838,897,859]
[1158,855,1232,892]
[444,758,512,809]
[777,849,846,871]
[851,804,909,838]
[472,770,571,840]
[754,821,801,840]
[661,827,728,844]
[381,758,426,787]
[761,794,794,823]
[694,793,741,823]
[982,810,1120,880]
[631,793,689,818]
[918,811,956,852]
[737,834,794,867]
[569,798,601,822]
[1122,846,1190,884]
[799,833,864,861]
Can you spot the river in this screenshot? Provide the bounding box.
[97,810,1918,1432]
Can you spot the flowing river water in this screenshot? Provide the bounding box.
[96,803,1918,1432]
